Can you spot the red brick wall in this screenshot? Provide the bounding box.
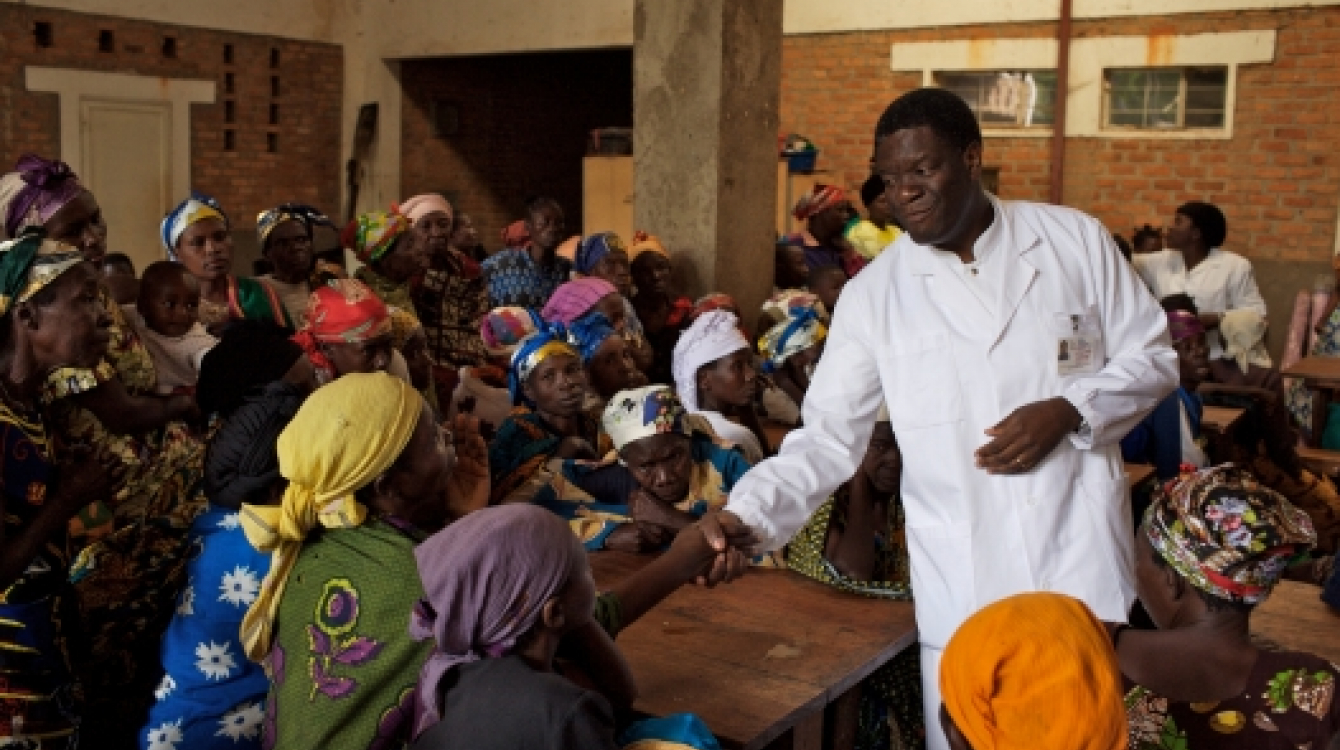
[400,50,633,249]
[781,7,1340,262]
[0,4,343,235]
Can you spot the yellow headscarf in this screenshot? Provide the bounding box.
[240,372,423,660]
[628,230,667,261]
[940,592,1127,750]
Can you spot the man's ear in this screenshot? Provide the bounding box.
[963,141,984,181]
[539,596,566,631]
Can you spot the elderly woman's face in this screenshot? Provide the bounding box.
[414,210,454,260]
[522,352,588,417]
[43,191,107,264]
[593,251,633,298]
[27,262,111,371]
[265,219,314,283]
[384,402,457,532]
[320,333,394,378]
[621,432,693,506]
[176,218,234,282]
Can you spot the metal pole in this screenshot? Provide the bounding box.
[1049,0,1073,205]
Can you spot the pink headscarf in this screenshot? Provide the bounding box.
[540,277,617,324]
[793,184,846,221]
[397,193,453,224]
[1167,309,1205,343]
[0,154,85,239]
[410,504,583,739]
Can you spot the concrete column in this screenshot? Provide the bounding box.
[633,0,782,332]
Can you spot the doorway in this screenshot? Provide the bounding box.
[81,99,172,271]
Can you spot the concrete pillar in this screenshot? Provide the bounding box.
[633,0,782,332]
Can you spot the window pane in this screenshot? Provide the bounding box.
[1105,66,1227,130]
[934,70,1056,127]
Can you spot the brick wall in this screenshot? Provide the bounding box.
[780,7,1340,264]
[400,50,634,249]
[0,4,343,245]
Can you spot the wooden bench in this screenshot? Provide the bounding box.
[1254,580,1340,664]
[1297,446,1340,478]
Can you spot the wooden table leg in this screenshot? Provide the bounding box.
[1314,385,1331,447]
[828,685,862,750]
[789,710,825,750]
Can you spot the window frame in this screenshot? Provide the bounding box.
[932,69,1060,132]
[1100,65,1230,132]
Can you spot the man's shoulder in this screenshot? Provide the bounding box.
[999,198,1107,234]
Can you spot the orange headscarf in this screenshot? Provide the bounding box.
[628,230,667,261]
[940,592,1127,750]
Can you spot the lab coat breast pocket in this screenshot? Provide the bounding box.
[878,334,963,430]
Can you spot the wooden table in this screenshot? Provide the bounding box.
[1125,463,1156,492]
[1282,356,1340,445]
[1201,405,1245,434]
[592,552,918,750]
[1253,580,1340,664]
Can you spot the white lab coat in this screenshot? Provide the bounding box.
[1131,248,1267,360]
[725,196,1177,748]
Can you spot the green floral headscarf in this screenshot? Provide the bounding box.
[0,228,85,316]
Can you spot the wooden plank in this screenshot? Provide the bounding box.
[789,711,825,750]
[1254,580,1340,665]
[592,552,918,750]
[1281,356,1340,382]
[828,685,862,750]
[1125,463,1156,490]
[1298,447,1340,478]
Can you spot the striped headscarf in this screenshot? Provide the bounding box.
[508,325,578,405]
[480,306,541,358]
[0,230,86,316]
[0,154,85,240]
[793,184,846,221]
[573,231,626,275]
[758,307,827,374]
[256,203,333,250]
[162,192,228,257]
[342,210,411,265]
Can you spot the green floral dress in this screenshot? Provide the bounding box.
[42,288,208,747]
[1124,649,1340,749]
[786,491,923,750]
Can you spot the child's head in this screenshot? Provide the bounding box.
[100,252,135,279]
[774,242,809,290]
[808,265,848,315]
[1167,310,1210,389]
[410,505,594,734]
[138,261,200,338]
[603,386,695,506]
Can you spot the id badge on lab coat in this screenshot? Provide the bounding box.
[1055,308,1103,377]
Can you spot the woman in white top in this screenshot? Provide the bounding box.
[673,310,768,464]
[1132,201,1268,364]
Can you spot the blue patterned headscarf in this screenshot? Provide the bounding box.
[573,231,626,275]
[758,306,827,374]
[162,192,228,258]
[566,312,616,364]
[508,324,579,405]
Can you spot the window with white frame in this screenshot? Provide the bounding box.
[1103,67,1229,130]
[934,70,1057,128]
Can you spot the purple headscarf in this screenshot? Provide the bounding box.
[540,277,617,325]
[0,154,85,239]
[410,504,584,739]
[1167,309,1205,343]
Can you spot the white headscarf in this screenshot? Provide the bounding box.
[672,310,750,412]
[1220,308,1273,374]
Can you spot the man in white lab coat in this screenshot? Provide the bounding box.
[701,88,1178,748]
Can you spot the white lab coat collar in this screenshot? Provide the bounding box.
[903,192,1040,350]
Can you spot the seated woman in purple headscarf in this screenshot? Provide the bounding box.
[409,504,738,750]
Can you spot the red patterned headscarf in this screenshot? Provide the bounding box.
[292,279,392,375]
[793,184,846,221]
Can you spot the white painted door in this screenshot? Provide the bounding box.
[81,99,171,272]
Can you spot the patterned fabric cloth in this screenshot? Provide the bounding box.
[343,211,410,265]
[292,279,392,379]
[786,494,920,750]
[479,307,541,358]
[0,401,79,748]
[481,247,571,310]
[194,275,294,331]
[1124,649,1340,749]
[689,293,737,321]
[356,265,417,321]
[0,154,84,239]
[1144,464,1316,605]
[261,518,430,750]
[487,404,601,507]
[162,193,227,258]
[413,248,487,370]
[758,307,827,374]
[602,385,689,451]
[1287,304,1340,435]
[792,184,846,221]
[141,506,270,750]
[239,373,421,661]
[255,203,332,250]
[507,325,578,406]
[573,232,626,276]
